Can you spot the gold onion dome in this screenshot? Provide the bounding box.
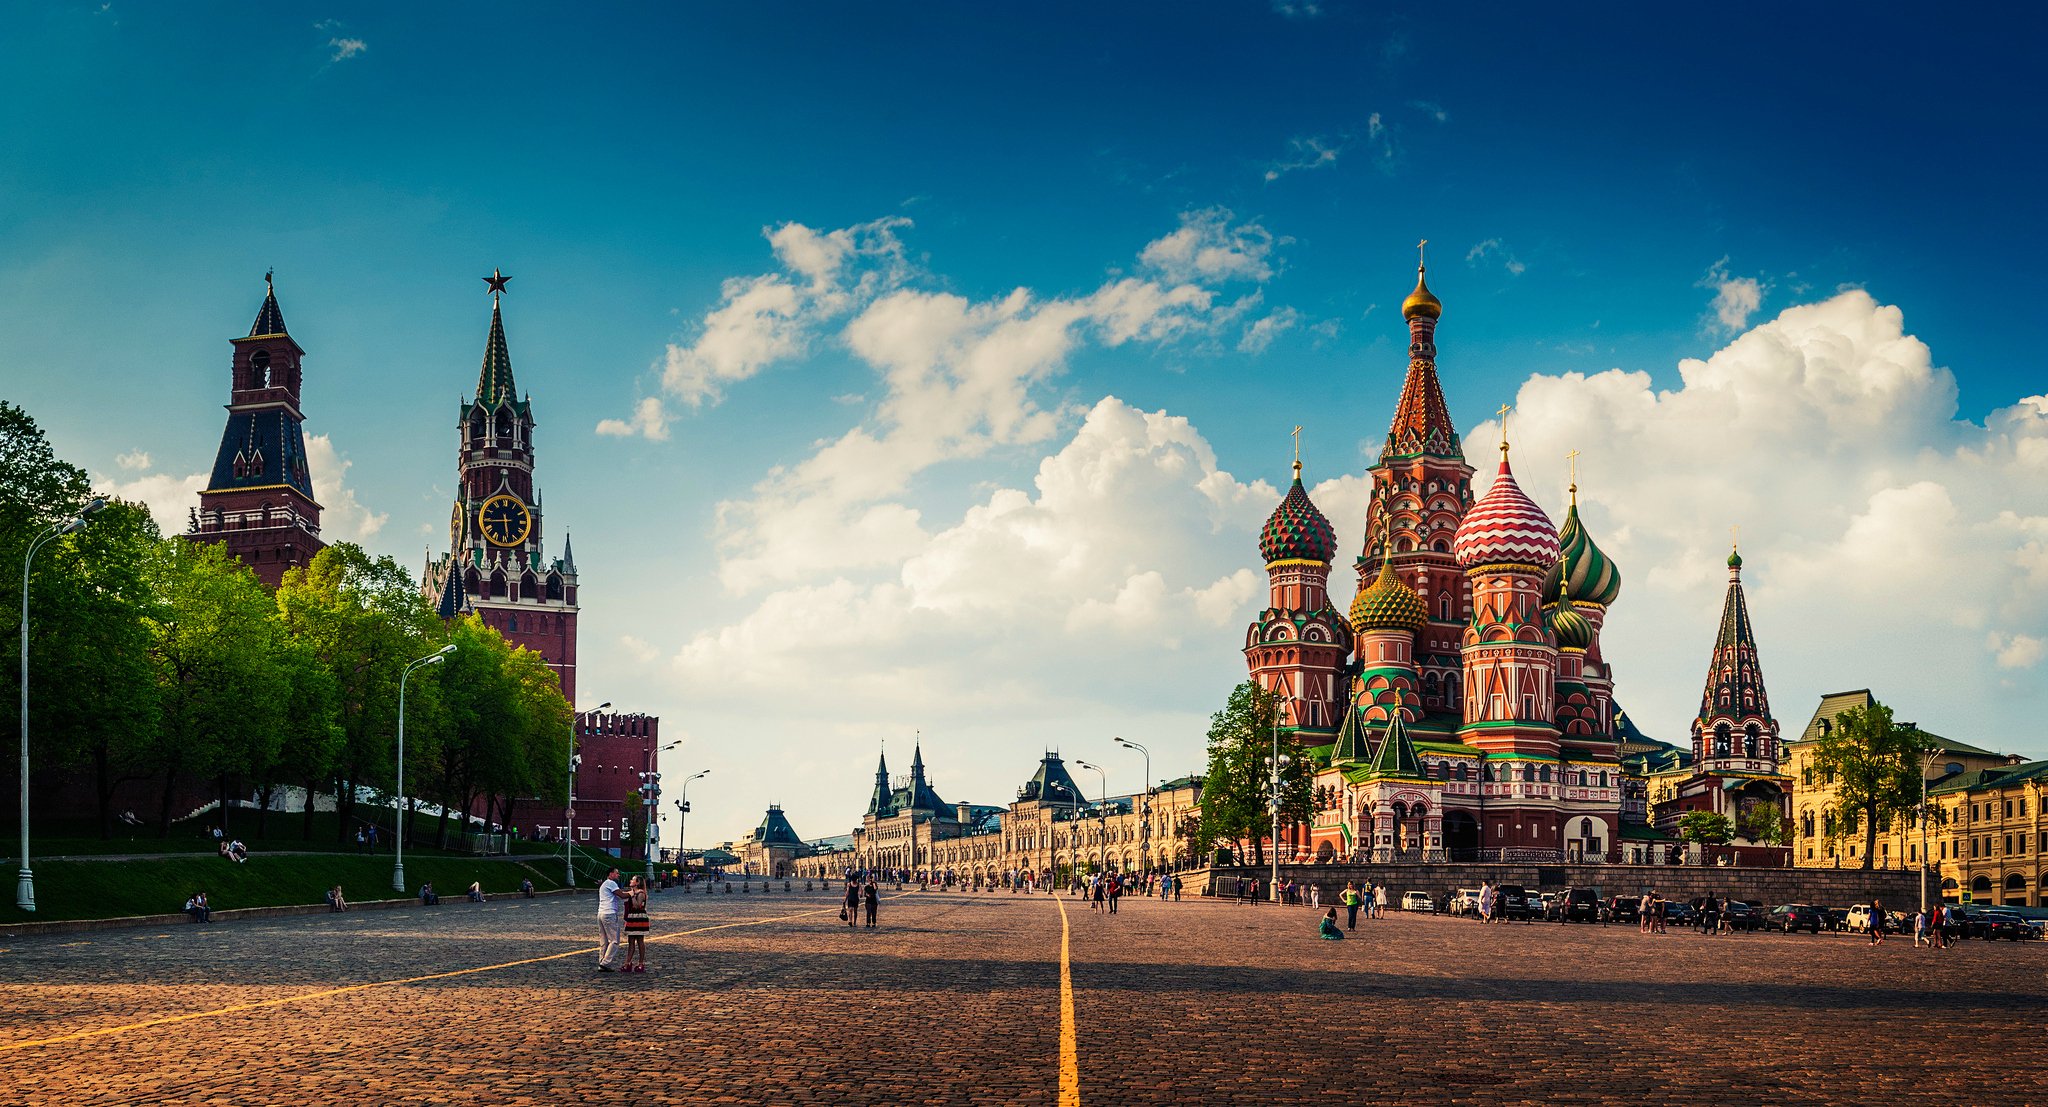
[1549,597,1595,651]
[1350,552,1428,634]
[1258,462,1338,564]
[1402,264,1442,320]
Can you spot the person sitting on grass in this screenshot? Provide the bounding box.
[185,891,212,923]
[419,881,439,906]
[326,885,349,912]
[467,881,486,903]
[520,878,536,898]
[1318,907,1344,940]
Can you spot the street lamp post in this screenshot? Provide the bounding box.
[565,702,610,888]
[674,769,708,878]
[393,644,455,894]
[636,769,662,885]
[1919,741,1941,916]
[1075,760,1107,873]
[17,497,106,912]
[1115,737,1151,871]
[1266,710,1292,903]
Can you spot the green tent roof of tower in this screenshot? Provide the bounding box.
[1365,712,1426,779]
[475,298,521,408]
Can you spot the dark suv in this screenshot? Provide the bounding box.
[1561,887,1602,923]
[1494,884,1538,921]
[1606,895,1641,924]
[1768,904,1824,933]
[1722,901,1764,931]
[1973,910,2040,941]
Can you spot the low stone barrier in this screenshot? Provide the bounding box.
[0,887,582,939]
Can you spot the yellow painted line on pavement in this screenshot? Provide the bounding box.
[0,895,902,1054]
[1055,894,1080,1107]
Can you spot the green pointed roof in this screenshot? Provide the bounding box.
[1331,698,1366,764]
[1365,713,1425,779]
[475,298,518,407]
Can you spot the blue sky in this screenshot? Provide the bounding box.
[5,4,2045,844]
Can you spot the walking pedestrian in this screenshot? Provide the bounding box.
[622,877,650,973]
[595,866,627,972]
[1310,883,1322,909]
[1107,874,1121,915]
[843,879,860,927]
[1869,897,1886,945]
[863,880,879,928]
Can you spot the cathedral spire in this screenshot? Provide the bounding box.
[1382,243,1461,462]
[475,277,518,407]
[1691,534,1779,767]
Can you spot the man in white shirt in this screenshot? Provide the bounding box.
[596,867,628,972]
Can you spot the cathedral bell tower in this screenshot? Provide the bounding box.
[422,271,580,701]
[187,272,325,588]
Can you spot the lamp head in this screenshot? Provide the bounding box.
[82,497,108,516]
[595,701,613,713]
[437,643,456,656]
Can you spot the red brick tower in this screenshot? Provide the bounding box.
[1357,245,1476,726]
[186,273,325,588]
[421,271,580,702]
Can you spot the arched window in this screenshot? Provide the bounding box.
[1713,723,1731,758]
[1538,765,1552,783]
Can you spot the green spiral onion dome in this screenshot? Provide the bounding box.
[1548,600,1595,651]
[1539,499,1622,607]
[1349,554,1429,634]
[1258,463,1338,565]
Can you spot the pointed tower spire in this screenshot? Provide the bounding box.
[1383,240,1460,463]
[561,531,577,573]
[1691,534,1779,769]
[249,270,288,337]
[476,294,518,407]
[866,746,894,817]
[1365,712,1425,779]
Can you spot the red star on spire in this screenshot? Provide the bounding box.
[483,268,511,298]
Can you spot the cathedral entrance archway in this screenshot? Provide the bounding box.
[1444,810,1480,858]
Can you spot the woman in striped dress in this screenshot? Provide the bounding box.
[622,877,651,973]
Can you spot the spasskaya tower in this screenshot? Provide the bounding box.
[422,270,580,702]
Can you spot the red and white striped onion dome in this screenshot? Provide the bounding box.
[1452,458,1560,570]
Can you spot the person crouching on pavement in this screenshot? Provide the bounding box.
[1318,908,1344,940]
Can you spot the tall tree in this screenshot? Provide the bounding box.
[1810,701,1928,870]
[141,541,289,835]
[1196,682,1309,868]
[275,543,439,842]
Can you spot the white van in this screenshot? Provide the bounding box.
[1449,888,1482,916]
[1845,904,1877,933]
[1402,890,1435,913]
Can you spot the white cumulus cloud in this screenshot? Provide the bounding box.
[1700,256,1766,332]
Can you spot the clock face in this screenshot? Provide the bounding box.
[478,494,532,547]
[449,501,465,546]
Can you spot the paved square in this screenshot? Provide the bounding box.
[1,890,2042,1104]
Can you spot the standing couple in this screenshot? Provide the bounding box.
[597,866,653,973]
[843,879,879,928]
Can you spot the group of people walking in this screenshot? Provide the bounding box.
[842,880,880,928]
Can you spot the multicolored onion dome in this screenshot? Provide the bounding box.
[1258,463,1338,565]
[1539,501,1622,607]
[1549,600,1594,651]
[1452,459,1560,570]
[1402,265,1442,320]
[1350,554,1428,634]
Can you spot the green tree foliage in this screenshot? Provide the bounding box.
[1196,682,1311,867]
[276,544,441,842]
[140,541,290,835]
[1737,801,1785,846]
[1810,701,1928,870]
[1677,810,1733,845]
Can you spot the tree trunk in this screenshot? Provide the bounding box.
[93,741,113,840]
[216,773,232,836]
[435,798,452,851]
[254,781,271,837]
[1862,800,1879,870]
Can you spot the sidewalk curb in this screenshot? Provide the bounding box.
[0,888,583,939]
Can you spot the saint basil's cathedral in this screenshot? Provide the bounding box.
[1246,253,1791,865]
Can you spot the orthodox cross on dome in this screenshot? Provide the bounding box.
[1417,238,1427,268]
[1566,449,1580,503]
[1291,424,1303,475]
[1731,523,1739,551]
[1496,403,1512,458]
[483,268,511,300]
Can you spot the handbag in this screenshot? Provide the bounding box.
[840,907,849,921]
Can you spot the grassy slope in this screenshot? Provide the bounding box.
[29,810,491,859]
[7,854,569,923]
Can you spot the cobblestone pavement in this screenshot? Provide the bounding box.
[1,890,2043,1105]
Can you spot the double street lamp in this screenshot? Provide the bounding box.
[673,767,708,876]
[17,497,107,912]
[1115,737,1151,872]
[1074,760,1108,873]
[392,644,456,893]
[566,702,610,887]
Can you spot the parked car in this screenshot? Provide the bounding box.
[1662,901,1697,927]
[1494,884,1538,921]
[1402,890,1434,913]
[1972,910,2041,941]
[1722,901,1764,931]
[1768,904,1825,934]
[1844,904,1877,933]
[1822,907,1851,933]
[1561,887,1602,923]
[1540,893,1565,921]
[1606,895,1641,924]
[1449,888,1482,917]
